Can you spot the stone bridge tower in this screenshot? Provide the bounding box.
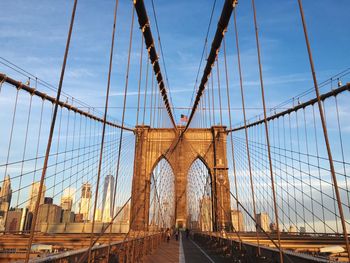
[130,125,232,231]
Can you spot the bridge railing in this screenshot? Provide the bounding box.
[193,232,334,263]
[30,232,164,263]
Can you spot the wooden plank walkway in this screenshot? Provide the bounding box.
[144,236,180,263]
[145,232,230,263]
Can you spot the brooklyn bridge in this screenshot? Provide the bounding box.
[0,0,349,262]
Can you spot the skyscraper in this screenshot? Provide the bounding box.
[36,203,62,231]
[0,175,12,203]
[115,203,130,223]
[27,182,46,212]
[5,208,23,233]
[79,183,91,221]
[0,175,12,229]
[257,212,270,232]
[61,197,73,211]
[102,175,115,222]
[231,210,244,232]
[94,208,102,222]
[199,196,212,232]
[60,188,75,211]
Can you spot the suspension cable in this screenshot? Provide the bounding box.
[188,0,217,117]
[133,0,176,129]
[216,59,223,125]
[24,0,78,261]
[107,4,134,260]
[222,37,240,233]
[232,7,262,254]
[0,74,133,132]
[251,0,283,261]
[297,0,350,258]
[136,31,144,126]
[227,82,350,133]
[184,0,238,133]
[87,0,123,261]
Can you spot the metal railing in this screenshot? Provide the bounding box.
[29,232,164,263]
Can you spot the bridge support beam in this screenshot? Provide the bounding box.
[130,126,152,231]
[211,126,232,231]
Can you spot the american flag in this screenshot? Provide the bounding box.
[180,114,188,122]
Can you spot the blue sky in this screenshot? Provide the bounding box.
[1,0,350,125]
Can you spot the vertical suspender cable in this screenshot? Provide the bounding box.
[142,60,150,125]
[211,71,216,125]
[334,94,349,209]
[16,95,33,207]
[52,106,63,200]
[251,0,283,261]
[311,105,326,232]
[295,110,307,229]
[303,108,316,230]
[150,72,154,126]
[222,38,240,234]
[153,76,158,127]
[232,8,261,251]
[25,0,78,261]
[108,4,135,261]
[136,32,144,126]
[297,0,350,258]
[87,0,120,261]
[216,59,223,126]
[32,99,44,193]
[3,89,19,182]
[184,0,237,132]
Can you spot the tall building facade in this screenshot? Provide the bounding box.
[115,203,130,223]
[199,196,212,232]
[60,188,75,211]
[61,197,73,211]
[36,204,62,230]
[0,175,12,230]
[231,210,244,232]
[5,208,22,232]
[27,182,46,212]
[61,210,74,223]
[79,183,91,221]
[257,212,270,232]
[0,175,12,203]
[102,175,115,222]
[94,208,102,222]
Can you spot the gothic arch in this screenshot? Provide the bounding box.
[187,155,213,183]
[187,157,214,231]
[149,154,175,180]
[130,126,231,231]
[148,157,175,229]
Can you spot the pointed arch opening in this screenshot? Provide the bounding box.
[149,158,175,230]
[187,157,213,231]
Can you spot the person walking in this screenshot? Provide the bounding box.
[175,229,179,241]
[186,228,190,239]
[166,228,170,243]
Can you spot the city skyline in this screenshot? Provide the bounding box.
[0,174,131,231]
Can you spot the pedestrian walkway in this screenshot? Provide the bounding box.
[181,232,214,263]
[144,236,179,263]
[144,231,227,263]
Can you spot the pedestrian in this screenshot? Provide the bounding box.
[186,228,190,239]
[166,228,170,243]
[175,229,179,241]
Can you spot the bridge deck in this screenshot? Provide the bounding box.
[145,232,230,263]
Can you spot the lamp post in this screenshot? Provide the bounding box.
[218,172,226,231]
